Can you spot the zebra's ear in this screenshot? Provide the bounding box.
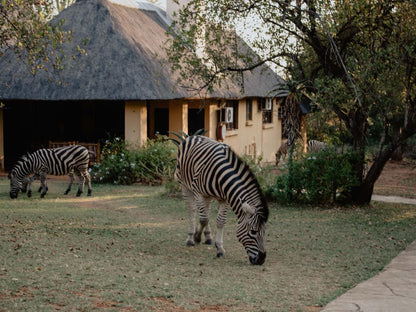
[242,202,255,215]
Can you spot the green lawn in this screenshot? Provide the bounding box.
[1,178,416,311]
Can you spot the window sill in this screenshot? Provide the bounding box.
[245,121,253,127]
[262,123,274,129]
[226,129,238,137]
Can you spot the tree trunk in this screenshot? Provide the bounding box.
[348,109,367,203]
[391,123,404,161]
[354,136,405,204]
[391,146,403,162]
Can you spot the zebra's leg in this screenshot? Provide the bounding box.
[84,170,92,196]
[64,170,74,195]
[38,182,48,193]
[215,201,228,258]
[35,174,47,193]
[182,186,197,247]
[75,170,85,197]
[194,197,213,245]
[27,175,36,197]
[26,179,32,197]
[39,172,48,198]
[76,169,91,196]
[23,174,36,197]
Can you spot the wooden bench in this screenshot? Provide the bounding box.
[48,141,101,166]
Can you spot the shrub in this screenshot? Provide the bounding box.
[133,138,177,184]
[240,154,276,194]
[268,148,359,205]
[91,137,177,185]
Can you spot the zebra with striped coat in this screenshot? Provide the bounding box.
[307,140,327,153]
[9,145,92,198]
[175,135,269,265]
[275,140,288,166]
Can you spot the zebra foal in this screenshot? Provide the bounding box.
[9,145,92,198]
[175,136,269,265]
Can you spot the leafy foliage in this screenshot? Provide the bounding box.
[1,0,83,74]
[166,0,416,204]
[269,148,359,205]
[91,137,176,185]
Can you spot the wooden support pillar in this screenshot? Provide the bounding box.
[169,100,188,136]
[125,101,147,149]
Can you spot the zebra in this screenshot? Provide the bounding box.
[9,145,92,198]
[275,140,288,166]
[175,135,269,265]
[307,140,327,153]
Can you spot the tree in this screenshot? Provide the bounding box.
[54,0,76,13]
[1,0,75,74]
[166,0,416,205]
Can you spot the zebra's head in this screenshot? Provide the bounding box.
[8,170,22,199]
[237,201,268,265]
[9,156,31,199]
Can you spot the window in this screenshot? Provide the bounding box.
[246,99,252,121]
[278,106,284,119]
[258,98,273,124]
[217,100,239,130]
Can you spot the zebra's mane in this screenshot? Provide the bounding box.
[12,152,34,173]
[15,154,29,167]
[233,152,269,223]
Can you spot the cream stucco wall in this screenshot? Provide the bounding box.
[124,98,283,163]
[125,101,147,149]
[208,98,282,163]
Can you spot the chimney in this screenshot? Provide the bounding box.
[166,0,192,22]
[166,0,207,60]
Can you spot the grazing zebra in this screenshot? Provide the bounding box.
[9,145,91,198]
[275,140,288,166]
[307,140,327,153]
[175,135,269,265]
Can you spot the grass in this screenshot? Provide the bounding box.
[1,178,416,311]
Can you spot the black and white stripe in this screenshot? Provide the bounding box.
[9,145,91,198]
[307,140,327,153]
[175,135,268,265]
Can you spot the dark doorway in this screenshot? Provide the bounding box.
[3,100,124,171]
[188,108,205,135]
[154,108,169,136]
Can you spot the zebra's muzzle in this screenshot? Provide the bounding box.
[10,191,18,199]
[249,251,266,265]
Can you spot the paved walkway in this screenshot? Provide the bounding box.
[372,195,416,205]
[322,196,416,312]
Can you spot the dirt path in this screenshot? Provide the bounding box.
[373,160,416,200]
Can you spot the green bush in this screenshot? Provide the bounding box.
[91,137,177,185]
[268,148,359,205]
[134,138,177,184]
[240,154,276,194]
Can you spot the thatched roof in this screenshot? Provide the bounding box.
[0,0,284,101]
